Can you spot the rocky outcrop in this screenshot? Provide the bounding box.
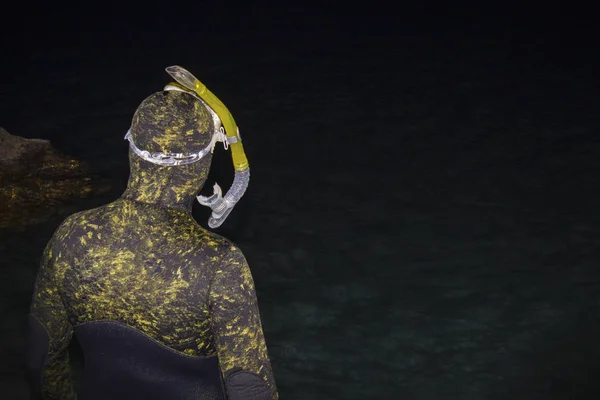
[0,127,110,228]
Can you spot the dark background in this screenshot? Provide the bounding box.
[1,2,599,399]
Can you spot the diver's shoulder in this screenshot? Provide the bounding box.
[195,228,234,247]
[54,203,114,235]
[191,227,243,256]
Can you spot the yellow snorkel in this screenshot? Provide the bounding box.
[165,66,248,171]
[164,65,250,228]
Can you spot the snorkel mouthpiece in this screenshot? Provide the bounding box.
[197,168,250,228]
[164,65,250,228]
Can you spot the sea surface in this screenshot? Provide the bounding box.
[1,4,599,399]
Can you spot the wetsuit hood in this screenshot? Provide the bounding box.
[121,90,215,212]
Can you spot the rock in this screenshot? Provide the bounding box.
[0,127,110,228]
[1,128,52,177]
[0,127,90,180]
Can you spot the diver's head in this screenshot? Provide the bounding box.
[122,89,215,211]
[123,65,250,228]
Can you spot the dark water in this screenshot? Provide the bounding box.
[2,4,599,399]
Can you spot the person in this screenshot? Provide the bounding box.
[26,66,278,400]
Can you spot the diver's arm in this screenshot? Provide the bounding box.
[209,245,278,400]
[26,237,76,400]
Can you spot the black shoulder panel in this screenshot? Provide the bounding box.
[75,321,226,400]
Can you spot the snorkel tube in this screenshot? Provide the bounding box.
[165,65,250,228]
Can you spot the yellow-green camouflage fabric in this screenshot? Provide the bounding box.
[27,90,278,399]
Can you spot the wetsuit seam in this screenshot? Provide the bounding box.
[74,320,219,360]
[207,245,234,313]
[227,369,269,382]
[30,311,72,363]
[206,245,234,398]
[225,369,275,399]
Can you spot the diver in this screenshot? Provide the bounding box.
[26,66,278,399]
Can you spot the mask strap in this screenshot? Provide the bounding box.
[211,127,229,152]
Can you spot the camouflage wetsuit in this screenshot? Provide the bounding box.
[26,90,278,399]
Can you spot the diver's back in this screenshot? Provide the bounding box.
[56,198,230,399]
[27,69,279,399]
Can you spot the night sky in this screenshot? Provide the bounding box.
[2,2,599,399]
